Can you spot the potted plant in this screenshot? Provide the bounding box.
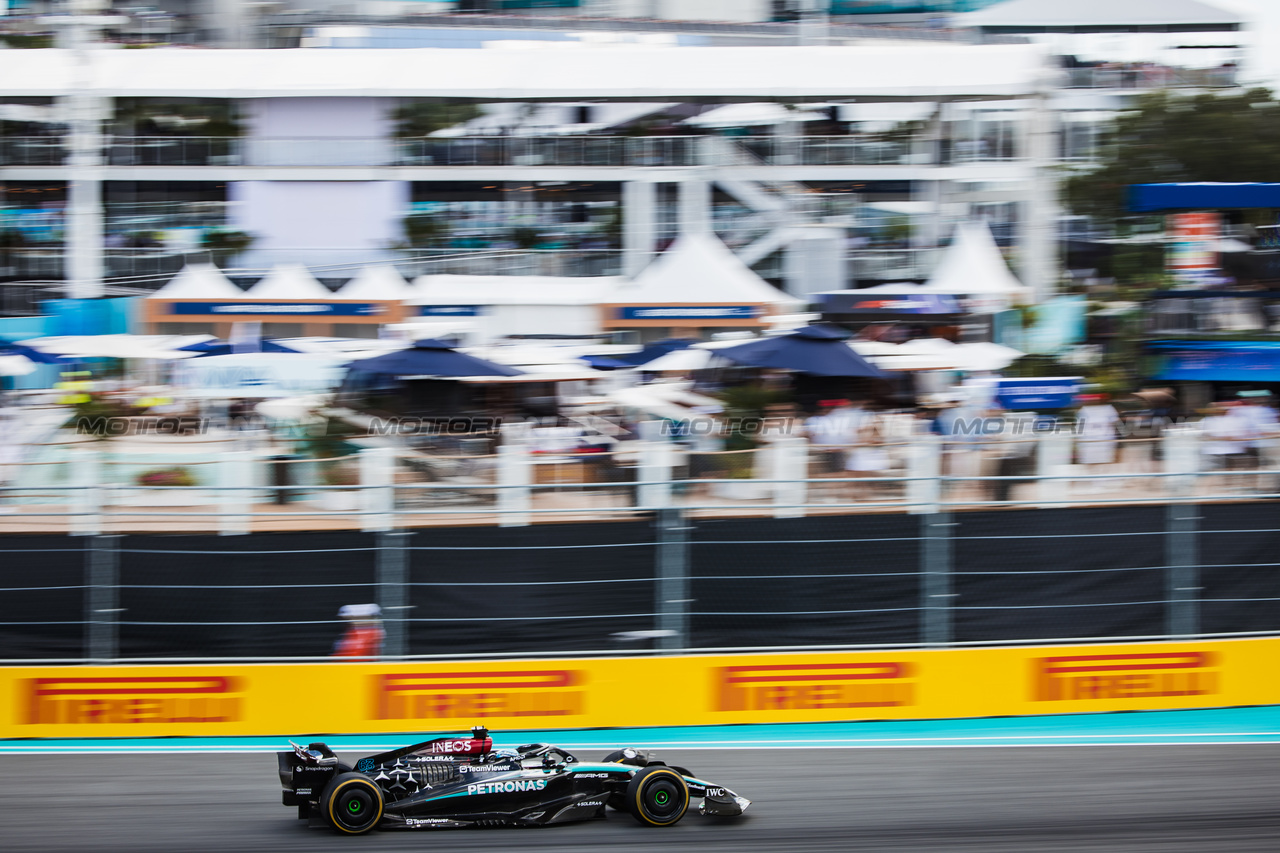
[317,460,361,512]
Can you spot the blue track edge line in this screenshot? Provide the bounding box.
[2,706,1279,754]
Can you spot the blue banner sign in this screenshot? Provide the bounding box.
[418,305,481,317]
[170,302,385,316]
[996,377,1082,411]
[617,306,758,321]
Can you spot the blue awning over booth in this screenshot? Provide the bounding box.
[1129,183,1280,213]
[1148,340,1280,382]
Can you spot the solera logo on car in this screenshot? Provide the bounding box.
[23,676,242,725]
[714,662,914,712]
[1033,652,1218,702]
[374,670,585,721]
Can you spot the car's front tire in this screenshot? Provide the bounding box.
[319,772,384,835]
[626,766,689,827]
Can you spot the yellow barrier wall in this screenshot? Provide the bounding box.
[3,638,1277,739]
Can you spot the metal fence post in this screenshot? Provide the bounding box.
[85,534,120,662]
[920,511,953,646]
[497,442,531,527]
[1036,430,1073,507]
[907,433,941,514]
[638,439,673,509]
[219,450,252,536]
[1166,501,1200,638]
[377,530,409,659]
[1163,426,1201,637]
[655,507,690,652]
[360,447,396,533]
[768,435,807,518]
[71,447,102,536]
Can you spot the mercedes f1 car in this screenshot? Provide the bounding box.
[277,726,750,834]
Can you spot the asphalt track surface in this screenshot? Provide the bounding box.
[3,743,1278,853]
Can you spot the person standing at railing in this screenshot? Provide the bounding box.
[332,603,384,661]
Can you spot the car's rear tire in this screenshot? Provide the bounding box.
[319,772,384,835]
[626,766,688,827]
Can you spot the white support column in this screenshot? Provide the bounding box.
[1019,93,1059,303]
[218,450,253,536]
[71,447,102,536]
[359,447,395,533]
[1164,427,1202,496]
[623,178,657,277]
[638,440,673,509]
[497,442,532,527]
[907,433,942,515]
[1037,430,1074,507]
[767,436,808,519]
[678,174,712,237]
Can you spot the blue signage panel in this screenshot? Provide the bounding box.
[996,377,1082,411]
[419,305,480,317]
[617,306,758,321]
[171,302,385,316]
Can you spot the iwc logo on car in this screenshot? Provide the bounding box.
[374,670,585,721]
[1032,652,1218,702]
[23,675,243,725]
[713,662,914,712]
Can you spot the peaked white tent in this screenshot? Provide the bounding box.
[147,264,244,300]
[613,235,801,309]
[336,265,412,300]
[919,221,1030,307]
[246,264,332,300]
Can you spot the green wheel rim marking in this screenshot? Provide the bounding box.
[655,791,668,804]
[348,800,362,813]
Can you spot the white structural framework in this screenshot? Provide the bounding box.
[0,42,1061,302]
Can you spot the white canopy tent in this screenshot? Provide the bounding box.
[147,264,244,300]
[246,264,333,300]
[612,234,802,310]
[919,221,1030,310]
[336,265,413,300]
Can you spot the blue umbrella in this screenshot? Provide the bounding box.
[581,338,697,371]
[344,338,525,379]
[0,340,70,364]
[178,339,302,356]
[619,338,697,367]
[714,325,890,379]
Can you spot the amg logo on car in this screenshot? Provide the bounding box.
[466,779,548,795]
[22,676,242,725]
[714,662,913,712]
[1033,652,1218,702]
[374,671,585,721]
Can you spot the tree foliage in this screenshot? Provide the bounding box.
[393,101,483,138]
[1065,88,1280,226]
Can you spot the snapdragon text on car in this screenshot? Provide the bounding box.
[277,726,750,834]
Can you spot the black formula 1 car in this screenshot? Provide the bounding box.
[277,726,750,834]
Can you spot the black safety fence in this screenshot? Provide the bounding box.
[2,502,1279,661]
